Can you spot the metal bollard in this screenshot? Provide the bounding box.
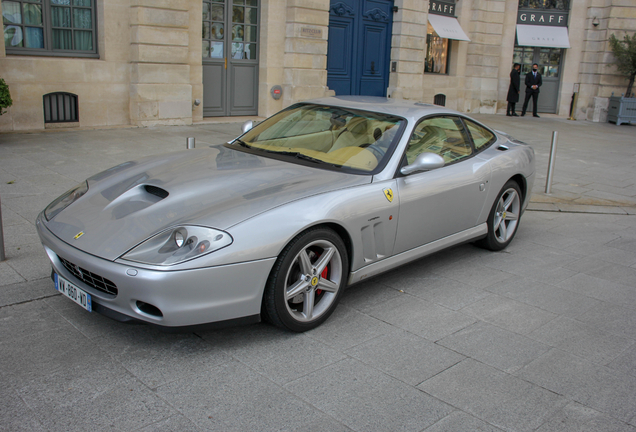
[545,131,558,194]
[0,195,5,262]
[186,137,195,149]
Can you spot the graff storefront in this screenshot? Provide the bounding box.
[514,4,571,113]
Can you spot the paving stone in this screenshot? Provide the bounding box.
[438,321,550,373]
[285,358,453,432]
[0,261,26,286]
[0,299,68,343]
[344,329,464,386]
[591,247,636,267]
[339,278,402,313]
[528,316,635,365]
[136,415,202,432]
[93,326,232,389]
[460,294,557,335]
[419,358,568,432]
[607,343,636,379]
[198,324,346,385]
[558,273,636,308]
[0,386,48,432]
[0,278,55,307]
[386,275,490,311]
[305,304,396,351]
[485,277,600,318]
[16,366,177,432]
[365,294,477,341]
[157,360,350,432]
[575,301,636,340]
[537,401,636,432]
[423,411,504,432]
[516,349,636,422]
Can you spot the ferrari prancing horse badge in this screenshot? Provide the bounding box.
[383,188,394,202]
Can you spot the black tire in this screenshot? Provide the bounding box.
[262,227,348,332]
[476,180,522,251]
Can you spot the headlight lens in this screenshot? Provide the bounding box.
[44,181,89,221]
[121,226,233,266]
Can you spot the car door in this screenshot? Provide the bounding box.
[393,115,492,254]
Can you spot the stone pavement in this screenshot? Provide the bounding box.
[0,115,635,431]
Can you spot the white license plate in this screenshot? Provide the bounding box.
[55,273,92,312]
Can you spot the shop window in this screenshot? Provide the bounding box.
[3,0,98,57]
[513,46,563,77]
[425,23,451,74]
[518,0,569,11]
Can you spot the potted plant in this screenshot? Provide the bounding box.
[0,78,12,115]
[607,33,636,125]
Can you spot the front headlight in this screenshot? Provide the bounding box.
[121,226,233,266]
[44,181,89,221]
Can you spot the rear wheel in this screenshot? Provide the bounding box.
[476,180,522,251]
[262,227,348,332]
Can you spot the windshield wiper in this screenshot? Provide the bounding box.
[234,138,251,148]
[260,150,342,168]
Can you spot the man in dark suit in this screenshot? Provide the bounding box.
[521,63,542,118]
[506,63,521,116]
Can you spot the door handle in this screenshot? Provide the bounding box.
[370,61,375,74]
[225,57,227,69]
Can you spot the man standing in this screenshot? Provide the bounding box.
[507,63,521,116]
[521,63,542,118]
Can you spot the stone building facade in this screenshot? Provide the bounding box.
[0,0,634,132]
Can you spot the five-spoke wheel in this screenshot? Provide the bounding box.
[476,180,522,251]
[263,227,348,332]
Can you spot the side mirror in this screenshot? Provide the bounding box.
[241,120,254,134]
[400,152,445,175]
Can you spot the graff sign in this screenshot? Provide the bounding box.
[517,11,568,27]
[429,1,455,17]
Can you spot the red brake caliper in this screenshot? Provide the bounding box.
[317,266,328,295]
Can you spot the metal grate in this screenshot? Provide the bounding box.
[434,94,446,107]
[58,256,118,296]
[43,92,79,123]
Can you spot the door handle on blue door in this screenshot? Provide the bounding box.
[371,61,375,74]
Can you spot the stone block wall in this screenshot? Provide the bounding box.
[579,0,636,121]
[388,0,427,101]
[282,0,331,108]
[129,1,193,126]
[464,0,506,114]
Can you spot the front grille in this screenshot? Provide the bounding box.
[58,256,118,296]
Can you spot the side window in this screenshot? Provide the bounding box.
[405,116,472,165]
[464,119,496,150]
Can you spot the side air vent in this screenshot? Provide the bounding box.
[144,185,169,199]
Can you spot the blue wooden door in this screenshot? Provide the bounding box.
[327,0,393,97]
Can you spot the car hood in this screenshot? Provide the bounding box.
[44,145,369,260]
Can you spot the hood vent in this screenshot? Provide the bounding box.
[144,185,169,199]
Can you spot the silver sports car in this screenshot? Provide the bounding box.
[37,97,535,332]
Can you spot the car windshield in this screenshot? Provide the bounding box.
[236,104,405,173]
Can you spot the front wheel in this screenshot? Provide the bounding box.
[262,227,348,332]
[476,180,522,251]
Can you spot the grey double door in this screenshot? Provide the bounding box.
[202,0,259,117]
[513,46,564,114]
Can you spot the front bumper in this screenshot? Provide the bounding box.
[37,214,276,328]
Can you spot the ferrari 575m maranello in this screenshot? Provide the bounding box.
[37,96,535,332]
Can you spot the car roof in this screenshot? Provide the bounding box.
[303,96,464,121]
